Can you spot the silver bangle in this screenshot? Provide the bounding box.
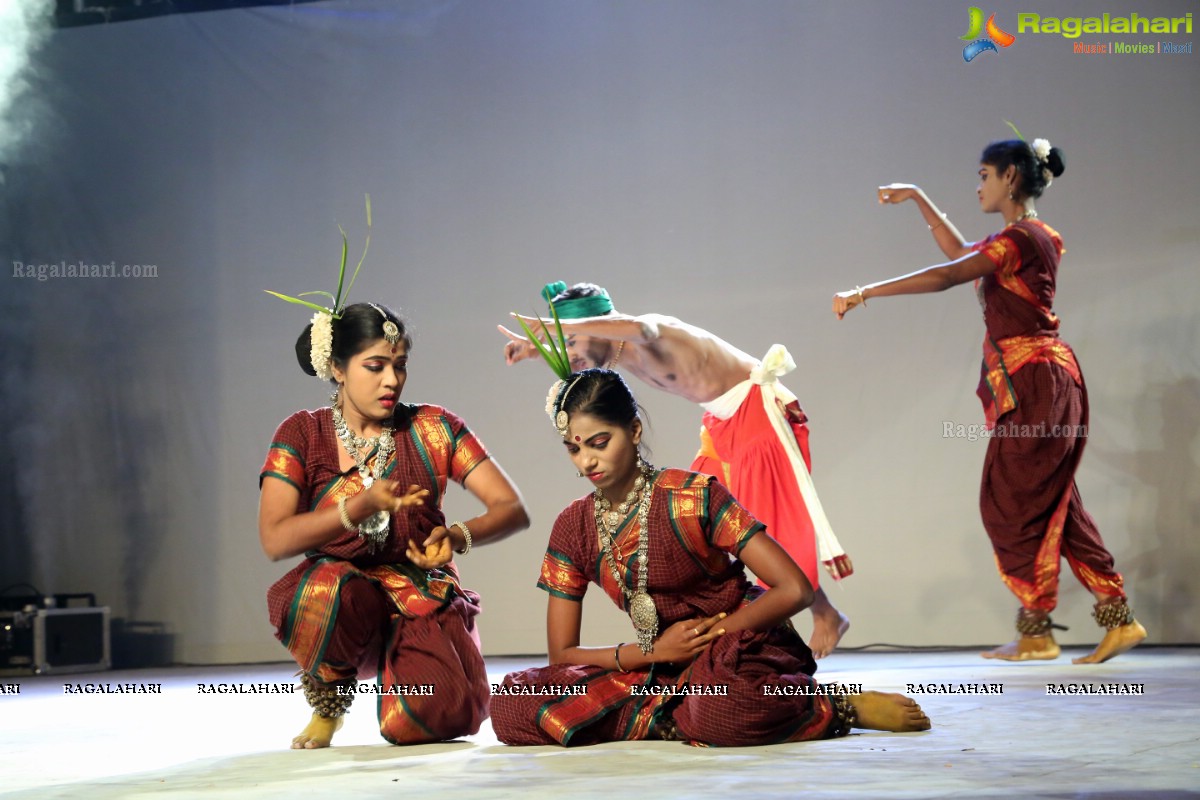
[452,520,472,555]
[337,496,358,532]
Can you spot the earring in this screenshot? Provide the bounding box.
[576,470,584,478]
[329,386,341,407]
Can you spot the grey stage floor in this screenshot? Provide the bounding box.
[1,648,1197,799]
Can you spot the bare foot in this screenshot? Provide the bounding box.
[1072,621,1147,664]
[981,634,1060,661]
[809,588,850,659]
[848,691,931,732]
[291,713,344,749]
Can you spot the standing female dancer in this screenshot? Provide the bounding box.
[833,137,1146,663]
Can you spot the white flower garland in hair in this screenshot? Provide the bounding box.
[1031,138,1052,162]
[545,379,565,417]
[1031,138,1054,187]
[310,311,335,381]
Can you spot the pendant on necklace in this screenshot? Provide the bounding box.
[629,591,657,631]
[629,590,659,655]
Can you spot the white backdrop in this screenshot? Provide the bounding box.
[2,0,1197,663]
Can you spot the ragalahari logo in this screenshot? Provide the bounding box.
[961,7,1016,61]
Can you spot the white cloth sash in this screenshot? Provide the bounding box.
[700,344,846,571]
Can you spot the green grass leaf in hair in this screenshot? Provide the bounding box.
[550,302,567,356]
[267,194,373,319]
[516,316,564,377]
[1003,119,1025,141]
[332,226,349,311]
[543,304,571,377]
[517,310,572,380]
[263,290,334,315]
[341,194,372,308]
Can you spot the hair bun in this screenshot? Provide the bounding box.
[1046,147,1066,178]
[295,323,319,377]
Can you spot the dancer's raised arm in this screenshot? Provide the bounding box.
[832,250,996,319]
[877,183,972,260]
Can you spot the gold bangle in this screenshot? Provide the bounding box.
[451,520,472,555]
[928,212,947,232]
[614,642,626,672]
[855,286,868,307]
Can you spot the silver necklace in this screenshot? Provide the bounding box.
[595,464,659,654]
[598,470,645,528]
[331,402,394,552]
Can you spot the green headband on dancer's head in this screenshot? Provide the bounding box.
[542,280,614,319]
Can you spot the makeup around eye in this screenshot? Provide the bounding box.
[364,358,408,371]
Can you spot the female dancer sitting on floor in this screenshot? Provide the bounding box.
[259,301,528,748]
[491,368,930,746]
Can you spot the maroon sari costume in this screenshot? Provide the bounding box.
[260,404,490,743]
[491,469,844,747]
[973,219,1125,612]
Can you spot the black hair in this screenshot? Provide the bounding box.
[558,369,654,459]
[294,302,411,379]
[558,368,639,429]
[552,282,613,309]
[980,139,1066,200]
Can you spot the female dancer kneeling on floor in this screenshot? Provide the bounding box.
[260,301,528,748]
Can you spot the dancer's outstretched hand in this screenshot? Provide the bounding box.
[877,183,919,204]
[832,290,865,320]
[498,324,542,365]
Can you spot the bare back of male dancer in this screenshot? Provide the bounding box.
[500,285,851,658]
